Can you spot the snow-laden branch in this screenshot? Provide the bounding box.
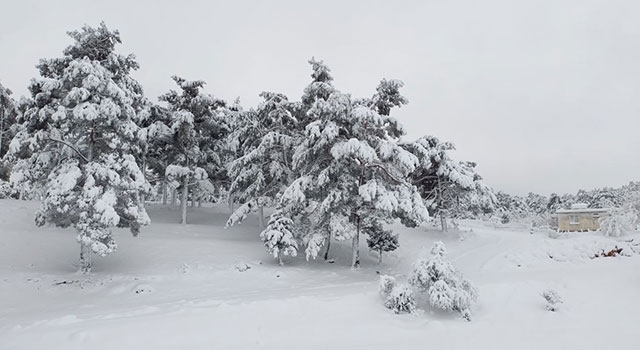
[47,138,89,163]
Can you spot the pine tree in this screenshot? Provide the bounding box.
[159,76,227,224]
[0,82,17,162]
[226,92,297,229]
[8,22,151,272]
[259,208,298,265]
[405,136,495,231]
[365,219,398,264]
[281,59,428,268]
[0,83,19,182]
[144,104,172,204]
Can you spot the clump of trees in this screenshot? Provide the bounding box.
[1,23,498,271]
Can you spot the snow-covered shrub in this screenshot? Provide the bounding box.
[409,241,478,319]
[0,180,13,199]
[378,274,396,297]
[542,289,563,311]
[378,275,415,314]
[384,284,416,314]
[599,207,638,237]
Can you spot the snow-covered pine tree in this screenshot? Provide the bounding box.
[405,135,495,231]
[0,83,19,182]
[0,82,18,161]
[226,92,297,229]
[143,104,172,204]
[8,22,151,272]
[365,219,398,264]
[281,59,428,268]
[259,208,298,265]
[159,76,227,224]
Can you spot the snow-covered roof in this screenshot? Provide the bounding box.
[556,208,610,214]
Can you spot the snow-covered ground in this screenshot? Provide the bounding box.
[1,199,639,349]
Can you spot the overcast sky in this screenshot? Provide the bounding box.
[1,0,638,196]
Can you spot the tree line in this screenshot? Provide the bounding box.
[0,23,496,272]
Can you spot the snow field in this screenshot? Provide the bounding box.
[1,199,639,349]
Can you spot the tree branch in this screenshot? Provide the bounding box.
[366,163,404,184]
[47,138,89,163]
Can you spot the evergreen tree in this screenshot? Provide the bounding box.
[365,219,399,264]
[281,59,428,268]
[226,92,297,228]
[144,104,173,204]
[0,82,18,162]
[525,192,549,216]
[405,136,495,231]
[8,23,150,272]
[159,76,227,224]
[0,83,19,182]
[259,208,298,265]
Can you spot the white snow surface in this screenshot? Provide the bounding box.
[1,199,639,349]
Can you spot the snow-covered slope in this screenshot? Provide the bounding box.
[1,199,639,349]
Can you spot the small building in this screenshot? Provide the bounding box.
[555,203,610,232]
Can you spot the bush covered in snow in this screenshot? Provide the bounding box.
[378,274,396,297]
[599,207,638,237]
[0,180,13,199]
[408,241,478,319]
[378,275,415,314]
[385,285,416,314]
[542,289,563,311]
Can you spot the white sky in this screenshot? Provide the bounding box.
[1,0,638,196]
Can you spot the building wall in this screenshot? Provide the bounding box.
[557,213,602,232]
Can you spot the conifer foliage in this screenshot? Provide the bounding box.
[0,82,17,162]
[0,83,18,181]
[259,208,298,265]
[159,76,227,224]
[405,136,495,231]
[226,92,297,228]
[281,59,428,268]
[9,23,151,272]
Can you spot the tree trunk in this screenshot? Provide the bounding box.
[79,240,92,274]
[323,236,331,261]
[181,177,189,225]
[228,193,235,214]
[190,198,195,208]
[139,192,146,210]
[258,204,265,229]
[352,215,360,268]
[440,211,448,232]
[197,199,202,208]
[140,156,146,207]
[278,252,283,266]
[162,180,168,205]
[171,188,177,206]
